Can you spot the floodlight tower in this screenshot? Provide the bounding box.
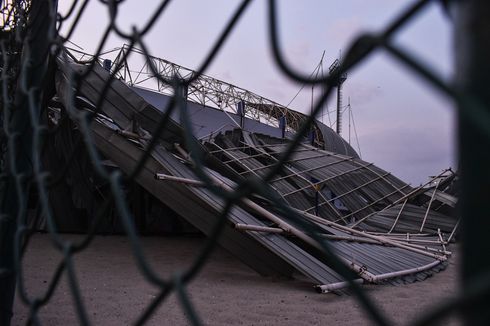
[328,59,347,135]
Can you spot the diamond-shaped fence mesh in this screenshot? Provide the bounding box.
[0,0,489,325]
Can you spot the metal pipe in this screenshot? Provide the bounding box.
[388,199,408,233]
[210,141,290,204]
[447,218,460,243]
[234,222,450,254]
[208,142,289,154]
[174,143,379,282]
[234,223,284,234]
[160,171,452,256]
[419,179,440,232]
[368,259,441,283]
[174,144,447,288]
[222,151,269,164]
[277,162,372,195]
[304,171,392,213]
[315,279,364,293]
[155,173,205,187]
[349,169,452,228]
[336,184,411,222]
[246,143,345,221]
[270,156,356,184]
[239,151,338,174]
[361,164,408,197]
[293,208,447,261]
[438,228,447,253]
[368,232,432,237]
[380,237,447,245]
[225,178,379,281]
[392,241,452,256]
[236,223,401,246]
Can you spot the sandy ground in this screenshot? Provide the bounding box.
[12,234,461,325]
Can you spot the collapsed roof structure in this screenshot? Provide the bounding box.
[42,46,459,293]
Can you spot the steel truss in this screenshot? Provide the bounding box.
[66,44,328,146]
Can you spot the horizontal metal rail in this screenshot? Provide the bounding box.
[315,279,364,293]
[239,151,344,175]
[291,207,447,261]
[281,162,374,197]
[349,169,453,229]
[335,184,411,222]
[303,171,392,213]
[270,156,357,184]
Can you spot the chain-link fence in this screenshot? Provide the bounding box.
[1,0,489,325]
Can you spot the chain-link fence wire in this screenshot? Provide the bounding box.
[1,0,489,325]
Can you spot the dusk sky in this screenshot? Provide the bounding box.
[58,0,456,185]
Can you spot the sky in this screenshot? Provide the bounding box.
[58,0,456,185]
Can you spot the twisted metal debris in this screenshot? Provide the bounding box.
[0,0,488,325]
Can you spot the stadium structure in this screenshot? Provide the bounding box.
[39,45,458,293]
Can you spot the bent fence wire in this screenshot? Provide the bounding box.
[0,0,488,325]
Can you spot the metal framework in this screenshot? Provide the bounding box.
[204,130,458,242]
[0,0,478,325]
[328,59,347,134]
[66,45,328,146]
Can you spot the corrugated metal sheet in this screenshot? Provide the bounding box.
[53,59,457,292]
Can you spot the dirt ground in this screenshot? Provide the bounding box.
[12,234,461,325]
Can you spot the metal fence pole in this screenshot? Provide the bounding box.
[454,1,490,325]
[0,1,55,324]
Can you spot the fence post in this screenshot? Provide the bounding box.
[0,1,55,325]
[454,1,490,324]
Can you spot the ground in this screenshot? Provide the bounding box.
[13,234,461,325]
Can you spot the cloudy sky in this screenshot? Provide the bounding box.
[58,0,456,185]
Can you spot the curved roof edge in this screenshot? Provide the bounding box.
[315,121,359,158]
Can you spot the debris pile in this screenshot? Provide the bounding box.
[43,53,458,293]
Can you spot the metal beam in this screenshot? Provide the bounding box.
[66,45,333,146]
